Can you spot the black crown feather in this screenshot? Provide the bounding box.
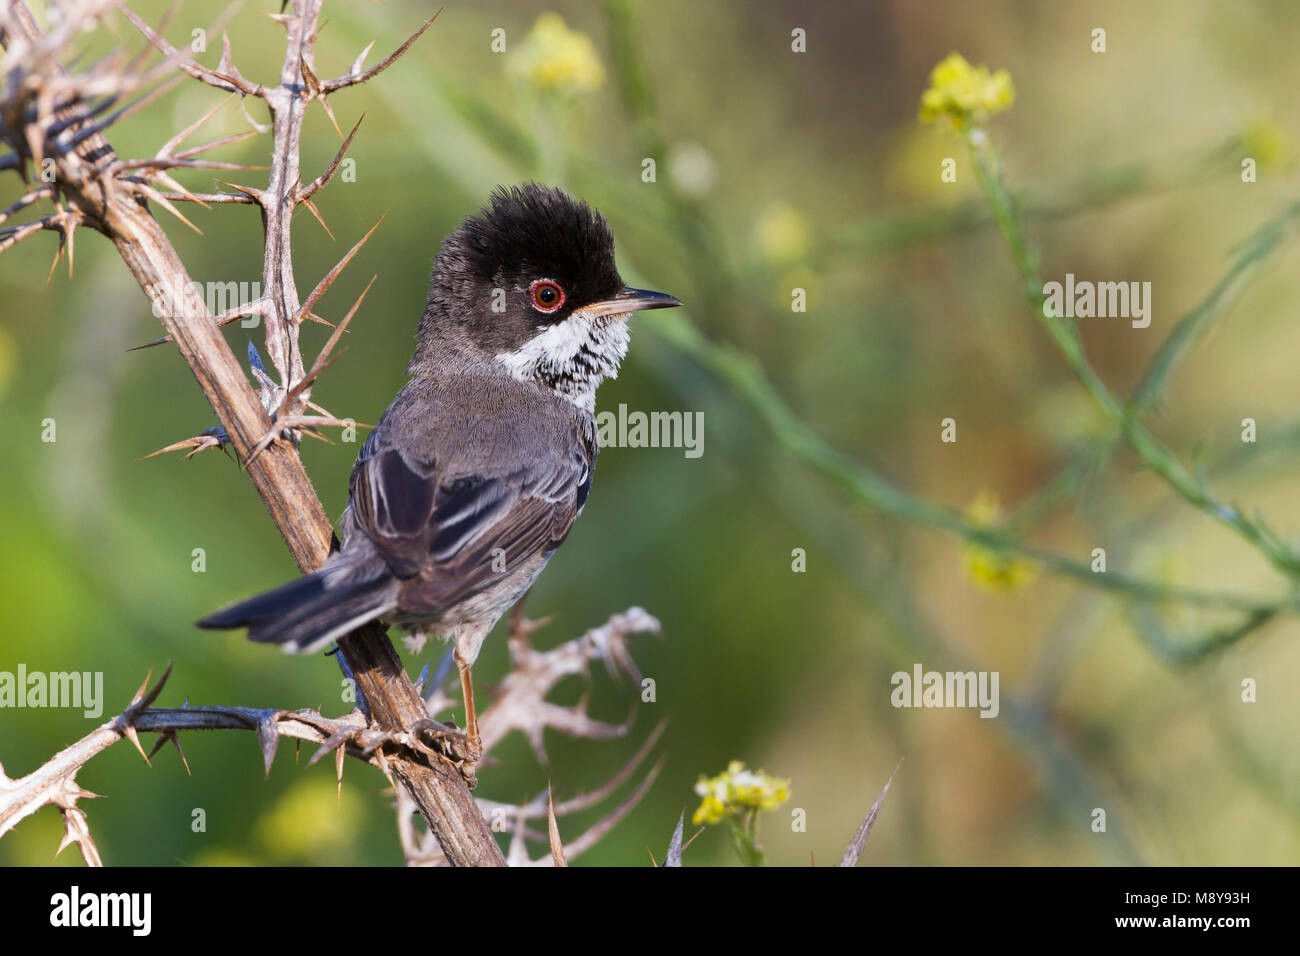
[440,183,620,294]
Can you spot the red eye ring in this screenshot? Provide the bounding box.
[529,279,566,313]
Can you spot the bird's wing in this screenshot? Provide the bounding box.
[347,428,594,611]
[347,440,438,578]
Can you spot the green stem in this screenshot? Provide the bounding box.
[643,307,1299,614]
[726,811,765,866]
[966,130,1300,577]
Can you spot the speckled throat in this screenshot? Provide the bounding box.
[495,309,631,412]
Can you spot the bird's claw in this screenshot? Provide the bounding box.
[412,718,482,786]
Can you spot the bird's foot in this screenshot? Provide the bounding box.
[412,718,482,785]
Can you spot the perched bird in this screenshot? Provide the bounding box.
[198,183,681,765]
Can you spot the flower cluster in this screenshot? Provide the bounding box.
[510,13,605,96]
[919,53,1015,129]
[692,760,791,825]
[962,492,1036,591]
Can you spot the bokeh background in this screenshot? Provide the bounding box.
[2,0,1300,866]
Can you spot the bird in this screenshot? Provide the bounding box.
[198,183,682,768]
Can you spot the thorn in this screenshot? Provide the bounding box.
[681,826,705,854]
[131,295,263,350]
[173,128,261,160]
[300,195,332,238]
[335,745,346,804]
[151,171,210,211]
[664,811,685,867]
[211,179,264,202]
[238,97,272,134]
[317,95,341,138]
[129,667,156,709]
[155,189,257,205]
[299,427,335,446]
[157,92,237,159]
[125,0,180,72]
[308,727,352,767]
[119,157,266,174]
[123,724,151,765]
[119,5,262,96]
[256,714,280,776]
[46,233,64,283]
[64,781,103,803]
[138,427,229,460]
[293,115,356,204]
[296,214,385,325]
[241,415,370,469]
[299,55,342,137]
[123,665,172,717]
[146,734,168,761]
[547,784,567,867]
[348,40,376,80]
[322,11,441,92]
[147,731,192,775]
[217,31,237,78]
[286,274,375,409]
[838,757,903,868]
[132,181,202,234]
[64,214,78,278]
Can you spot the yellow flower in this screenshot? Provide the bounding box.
[1241,115,1293,170]
[692,760,791,826]
[962,492,1036,591]
[510,13,605,96]
[919,53,1014,129]
[754,203,811,264]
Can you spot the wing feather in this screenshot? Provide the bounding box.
[347,425,594,614]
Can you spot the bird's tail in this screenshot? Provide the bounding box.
[197,571,397,654]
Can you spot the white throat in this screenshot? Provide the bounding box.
[495,309,630,412]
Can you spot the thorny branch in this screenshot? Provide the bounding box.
[0,0,666,867]
[0,609,665,867]
[0,0,892,869]
[406,609,666,866]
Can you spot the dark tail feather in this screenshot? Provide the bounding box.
[197,572,396,654]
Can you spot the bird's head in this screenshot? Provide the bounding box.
[417,183,681,409]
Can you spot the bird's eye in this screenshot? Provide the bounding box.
[529,279,565,313]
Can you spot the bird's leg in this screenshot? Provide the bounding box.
[455,653,483,765]
[417,628,489,780]
[418,649,483,781]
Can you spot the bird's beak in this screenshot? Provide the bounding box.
[584,287,683,318]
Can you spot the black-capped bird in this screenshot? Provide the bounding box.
[198,183,681,767]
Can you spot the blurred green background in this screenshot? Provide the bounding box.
[2,0,1300,866]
